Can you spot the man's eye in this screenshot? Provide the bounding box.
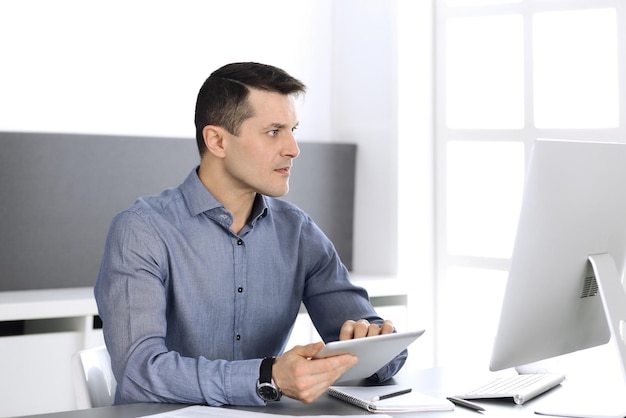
[291,126,298,133]
[268,130,278,137]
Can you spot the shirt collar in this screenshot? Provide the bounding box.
[181,167,223,216]
[181,167,269,224]
[250,194,269,224]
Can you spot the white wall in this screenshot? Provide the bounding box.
[331,0,399,275]
[0,0,400,276]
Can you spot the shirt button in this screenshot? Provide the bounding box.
[238,287,243,293]
[236,334,241,341]
[237,239,243,245]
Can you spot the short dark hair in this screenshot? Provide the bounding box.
[194,62,306,155]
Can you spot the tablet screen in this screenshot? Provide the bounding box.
[314,330,425,383]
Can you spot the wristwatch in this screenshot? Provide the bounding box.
[256,357,282,402]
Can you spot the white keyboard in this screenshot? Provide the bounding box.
[458,373,565,405]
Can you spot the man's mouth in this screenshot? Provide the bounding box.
[275,166,291,176]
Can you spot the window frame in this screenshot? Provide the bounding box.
[431,0,626,368]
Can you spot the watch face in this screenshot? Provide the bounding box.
[257,382,281,401]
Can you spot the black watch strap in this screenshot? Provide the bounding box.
[259,357,274,384]
[257,357,281,401]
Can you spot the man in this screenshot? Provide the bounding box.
[95,62,407,407]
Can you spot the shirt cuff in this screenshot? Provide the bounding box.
[224,358,266,406]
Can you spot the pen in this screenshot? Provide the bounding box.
[371,387,412,402]
[447,396,485,413]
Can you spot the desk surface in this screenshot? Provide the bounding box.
[18,368,616,418]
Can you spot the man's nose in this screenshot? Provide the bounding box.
[284,132,300,159]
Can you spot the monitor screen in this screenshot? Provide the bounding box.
[489,138,626,372]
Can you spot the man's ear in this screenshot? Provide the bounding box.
[202,125,227,158]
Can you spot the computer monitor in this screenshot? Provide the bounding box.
[489,139,626,384]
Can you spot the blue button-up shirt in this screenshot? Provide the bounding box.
[95,167,406,406]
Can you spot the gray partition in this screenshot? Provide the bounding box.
[0,132,356,291]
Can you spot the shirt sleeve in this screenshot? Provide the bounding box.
[94,210,265,406]
[299,219,408,383]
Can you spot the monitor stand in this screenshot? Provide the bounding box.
[535,253,626,418]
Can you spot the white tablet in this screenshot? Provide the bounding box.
[313,330,425,383]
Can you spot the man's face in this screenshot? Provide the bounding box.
[223,88,300,198]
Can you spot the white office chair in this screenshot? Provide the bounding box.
[72,345,117,408]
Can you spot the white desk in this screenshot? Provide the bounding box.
[18,368,580,418]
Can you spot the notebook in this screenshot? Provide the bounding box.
[327,385,454,413]
[314,330,424,383]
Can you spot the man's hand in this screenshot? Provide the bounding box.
[272,342,358,404]
[272,319,394,403]
[339,319,394,340]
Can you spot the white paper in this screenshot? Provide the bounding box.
[535,405,626,418]
[140,405,392,418]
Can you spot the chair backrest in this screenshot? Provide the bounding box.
[72,345,117,408]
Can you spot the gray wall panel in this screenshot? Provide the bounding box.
[0,132,355,291]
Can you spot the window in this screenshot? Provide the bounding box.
[435,0,623,369]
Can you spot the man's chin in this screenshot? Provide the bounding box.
[263,185,289,198]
